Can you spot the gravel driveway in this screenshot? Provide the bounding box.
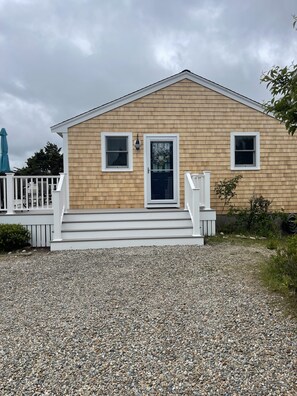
[0,243,296,395]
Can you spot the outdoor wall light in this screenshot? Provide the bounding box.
[134,134,141,150]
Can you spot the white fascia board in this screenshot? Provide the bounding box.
[51,71,266,135]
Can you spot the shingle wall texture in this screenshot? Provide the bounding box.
[67,79,297,213]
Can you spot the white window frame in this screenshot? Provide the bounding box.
[230,132,260,171]
[101,132,133,172]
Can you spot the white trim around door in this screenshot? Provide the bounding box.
[144,134,179,208]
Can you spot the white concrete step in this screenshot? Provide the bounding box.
[49,208,215,251]
[61,226,193,240]
[62,218,192,231]
[64,209,191,223]
[51,236,204,251]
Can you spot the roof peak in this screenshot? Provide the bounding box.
[51,70,266,133]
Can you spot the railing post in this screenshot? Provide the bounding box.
[203,171,211,210]
[63,172,69,211]
[192,188,201,236]
[5,172,15,215]
[52,173,66,241]
[52,189,62,240]
[184,171,189,210]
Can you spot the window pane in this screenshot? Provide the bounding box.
[235,151,255,165]
[235,136,254,151]
[151,171,173,200]
[106,137,127,151]
[151,141,173,170]
[107,152,128,167]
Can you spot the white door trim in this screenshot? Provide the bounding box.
[144,134,179,208]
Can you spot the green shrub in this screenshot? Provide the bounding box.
[215,175,286,237]
[262,235,297,295]
[229,195,284,237]
[0,224,30,251]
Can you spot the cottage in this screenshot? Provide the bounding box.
[1,70,296,249]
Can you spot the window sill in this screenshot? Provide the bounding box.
[231,166,260,171]
[102,168,133,172]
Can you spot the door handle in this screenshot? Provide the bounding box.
[147,167,150,174]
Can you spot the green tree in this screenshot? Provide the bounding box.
[261,16,297,135]
[16,142,63,175]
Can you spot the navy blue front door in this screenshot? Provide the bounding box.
[150,141,174,200]
[145,135,178,206]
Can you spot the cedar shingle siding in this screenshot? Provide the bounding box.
[68,79,297,213]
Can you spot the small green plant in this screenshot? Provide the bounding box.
[214,174,242,213]
[262,235,297,299]
[230,195,284,237]
[215,176,284,237]
[0,224,30,251]
[266,239,278,250]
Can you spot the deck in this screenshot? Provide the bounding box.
[0,172,216,249]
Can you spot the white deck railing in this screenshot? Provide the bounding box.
[0,173,60,213]
[52,173,66,240]
[184,171,211,236]
[14,175,60,211]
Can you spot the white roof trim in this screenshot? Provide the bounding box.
[51,70,265,134]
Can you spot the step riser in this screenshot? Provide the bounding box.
[62,219,192,231]
[51,237,204,251]
[64,211,191,222]
[50,209,216,250]
[62,227,193,240]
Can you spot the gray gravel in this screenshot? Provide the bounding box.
[0,243,296,395]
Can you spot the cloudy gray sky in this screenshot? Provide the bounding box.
[0,0,296,169]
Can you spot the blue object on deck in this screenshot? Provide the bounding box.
[0,128,11,173]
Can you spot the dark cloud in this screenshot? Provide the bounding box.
[0,0,296,168]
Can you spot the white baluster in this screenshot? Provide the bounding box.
[203,171,211,210]
[192,188,201,236]
[5,172,14,214]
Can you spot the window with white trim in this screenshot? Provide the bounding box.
[230,132,260,170]
[101,132,133,171]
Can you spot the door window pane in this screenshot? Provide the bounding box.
[151,171,173,200]
[151,142,173,170]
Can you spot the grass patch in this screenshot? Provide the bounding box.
[207,233,297,317]
[260,235,297,317]
[206,233,272,247]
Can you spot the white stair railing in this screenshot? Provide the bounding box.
[185,171,212,236]
[191,171,211,210]
[184,172,201,236]
[52,173,67,241]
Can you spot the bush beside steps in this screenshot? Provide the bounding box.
[0,224,30,252]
